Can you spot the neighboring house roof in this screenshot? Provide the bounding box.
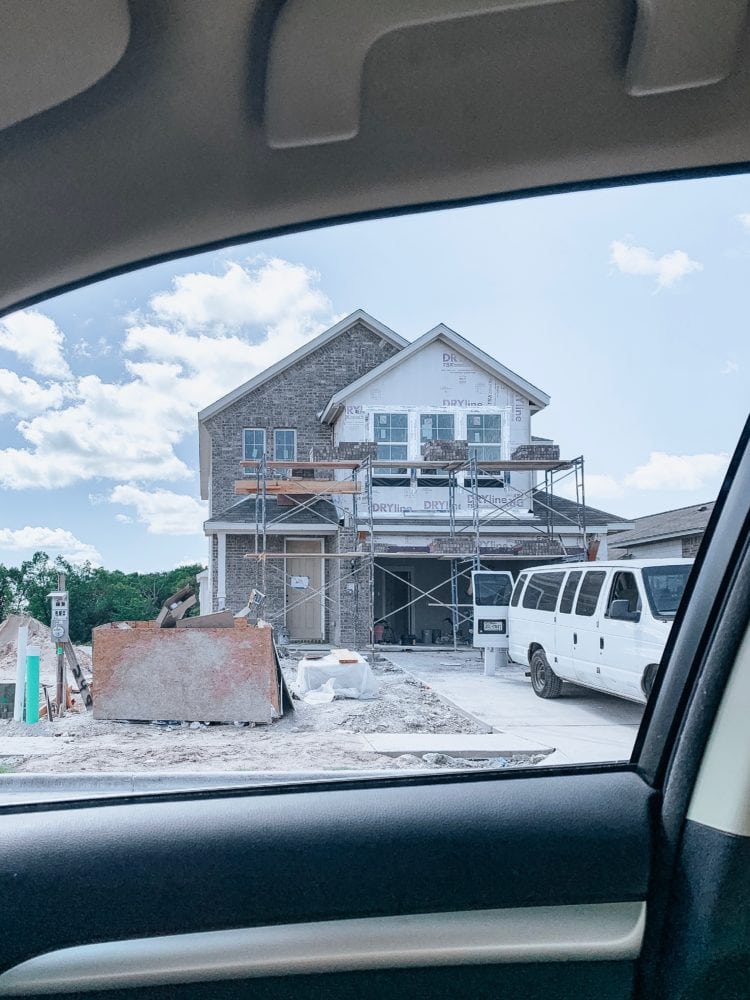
[197,309,407,498]
[319,323,550,424]
[204,496,341,530]
[608,501,714,550]
[532,492,631,528]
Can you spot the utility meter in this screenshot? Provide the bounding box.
[48,590,70,643]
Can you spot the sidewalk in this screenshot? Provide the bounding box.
[382,651,644,764]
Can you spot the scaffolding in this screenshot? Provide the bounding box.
[237,452,589,655]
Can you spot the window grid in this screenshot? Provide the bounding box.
[243,428,266,461]
[374,412,408,474]
[467,412,501,464]
[274,429,296,463]
[420,413,455,441]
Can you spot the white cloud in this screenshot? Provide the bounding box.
[109,485,207,535]
[557,473,623,507]
[0,370,66,417]
[114,513,133,524]
[0,526,101,565]
[610,240,703,288]
[73,339,91,358]
[0,310,73,379]
[149,258,331,333]
[0,365,194,489]
[737,212,750,231]
[0,260,336,490]
[720,360,739,375]
[580,474,623,501]
[624,451,730,491]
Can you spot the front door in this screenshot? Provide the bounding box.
[285,539,324,640]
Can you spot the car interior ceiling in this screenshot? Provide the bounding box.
[2,0,750,318]
[2,2,750,1000]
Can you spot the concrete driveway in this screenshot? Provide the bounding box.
[381,650,644,764]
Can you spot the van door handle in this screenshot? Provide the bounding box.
[573,633,577,645]
[599,637,604,650]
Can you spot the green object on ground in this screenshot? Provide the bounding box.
[25,647,40,723]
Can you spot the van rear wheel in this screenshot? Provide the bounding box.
[530,649,563,699]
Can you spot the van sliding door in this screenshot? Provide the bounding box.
[571,570,607,688]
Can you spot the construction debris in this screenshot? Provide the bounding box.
[155,587,197,629]
[93,618,292,723]
[293,649,379,703]
[176,611,234,629]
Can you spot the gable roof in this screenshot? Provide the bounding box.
[319,323,550,423]
[608,501,714,549]
[198,309,407,498]
[198,309,407,423]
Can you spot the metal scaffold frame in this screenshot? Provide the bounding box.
[238,452,588,653]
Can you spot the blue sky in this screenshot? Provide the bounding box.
[1,173,749,571]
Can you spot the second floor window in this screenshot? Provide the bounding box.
[243,428,266,462]
[274,429,296,463]
[420,413,454,441]
[374,412,408,475]
[467,413,501,464]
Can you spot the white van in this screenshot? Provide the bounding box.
[507,559,693,703]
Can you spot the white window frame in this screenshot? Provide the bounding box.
[467,412,502,465]
[273,428,297,463]
[243,428,266,462]
[373,411,409,476]
[420,412,455,443]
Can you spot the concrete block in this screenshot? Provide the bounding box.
[92,620,288,723]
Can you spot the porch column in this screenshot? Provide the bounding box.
[217,531,227,610]
[208,535,215,610]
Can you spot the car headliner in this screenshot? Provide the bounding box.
[1,0,749,316]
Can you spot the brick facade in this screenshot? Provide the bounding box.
[511,444,561,462]
[420,439,469,462]
[681,533,703,558]
[204,322,400,517]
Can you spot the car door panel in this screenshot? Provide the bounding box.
[0,771,655,999]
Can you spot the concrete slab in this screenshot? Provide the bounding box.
[384,651,643,764]
[361,733,552,757]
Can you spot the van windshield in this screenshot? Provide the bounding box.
[641,565,692,619]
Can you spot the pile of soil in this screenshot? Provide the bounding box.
[0,614,92,688]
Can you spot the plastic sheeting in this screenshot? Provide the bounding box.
[294,649,379,702]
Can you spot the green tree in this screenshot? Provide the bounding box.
[1,553,206,643]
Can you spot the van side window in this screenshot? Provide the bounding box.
[574,571,606,616]
[510,576,526,607]
[606,571,641,617]
[522,572,565,612]
[559,571,582,614]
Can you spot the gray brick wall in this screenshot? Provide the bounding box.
[420,439,469,462]
[511,444,561,462]
[329,529,371,648]
[682,533,703,558]
[204,322,401,516]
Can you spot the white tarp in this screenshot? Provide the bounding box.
[294,649,379,703]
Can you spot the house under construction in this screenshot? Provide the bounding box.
[198,310,630,648]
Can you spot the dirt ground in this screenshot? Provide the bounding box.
[0,654,548,774]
